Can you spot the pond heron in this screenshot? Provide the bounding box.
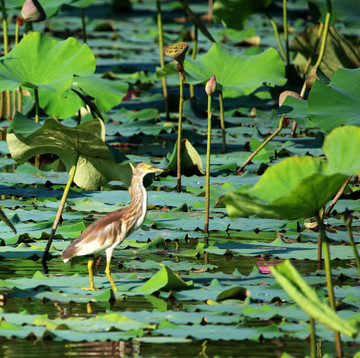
[61,162,163,291]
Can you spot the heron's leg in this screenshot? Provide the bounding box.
[81,258,99,291]
[105,247,118,292]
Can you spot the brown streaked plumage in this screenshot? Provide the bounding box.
[61,162,163,291]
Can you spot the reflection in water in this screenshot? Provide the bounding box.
[64,340,140,357]
[2,336,355,357]
[0,339,141,358]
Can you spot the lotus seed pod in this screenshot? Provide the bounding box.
[205,76,216,96]
[21,0,46,23]
[164,42,189,65]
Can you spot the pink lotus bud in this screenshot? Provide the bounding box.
[21,0,46,23]
[205,76,216,95]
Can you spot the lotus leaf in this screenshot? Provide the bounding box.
[0,32,95,94]
[137,265,193,293]
[271,260,358,338]
[224,125,360,219]
[7,113,132,190]
[213,0,273,30]
[308,67,360,132]
[185,43,286,98]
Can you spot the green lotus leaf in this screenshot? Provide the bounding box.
[39,76,128,118]
[185,43,286,98]
[69,0,96,8]
[306,0,360,26]
[0,32,95,94]
[308,67,360,133]
[213,0,273,30]
[137,265,193,293]
[324,125,360,175]
[0,208,16,234]
[165,139,205,176]
[224,125,360,220]
[271,260,358,338]
[6,113,132,190]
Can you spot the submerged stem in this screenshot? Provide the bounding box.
[42,159,78,273]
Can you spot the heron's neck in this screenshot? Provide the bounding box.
[130,174,147,215]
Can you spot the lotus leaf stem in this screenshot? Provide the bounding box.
[5,90,10,119]
[1,0,8,55]
[34,88,40,166]
[207,0,213,26]
[315,213,343,357]
[266,13,286,62]
[189,25,198,98]
[0,0,10,120]
[17,88,22,113]
[176,72,184,193]
[344,210,360,279]
[204,94,212,236]
[81,8,87,44]
[324,177,350,218]
[42,158,78,273]
[237,115,284,173]
[0,0,11,120]
[156,0,169,119]
[314,0,332,68]
[34,88,40,124]
[310,317,316,358]
[15,21,19,45]
[218,90,226,153]
[303,23,324,79]
[282,0,290,66]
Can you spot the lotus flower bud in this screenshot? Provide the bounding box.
[21,0,46,23]
[205,76,216,96]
